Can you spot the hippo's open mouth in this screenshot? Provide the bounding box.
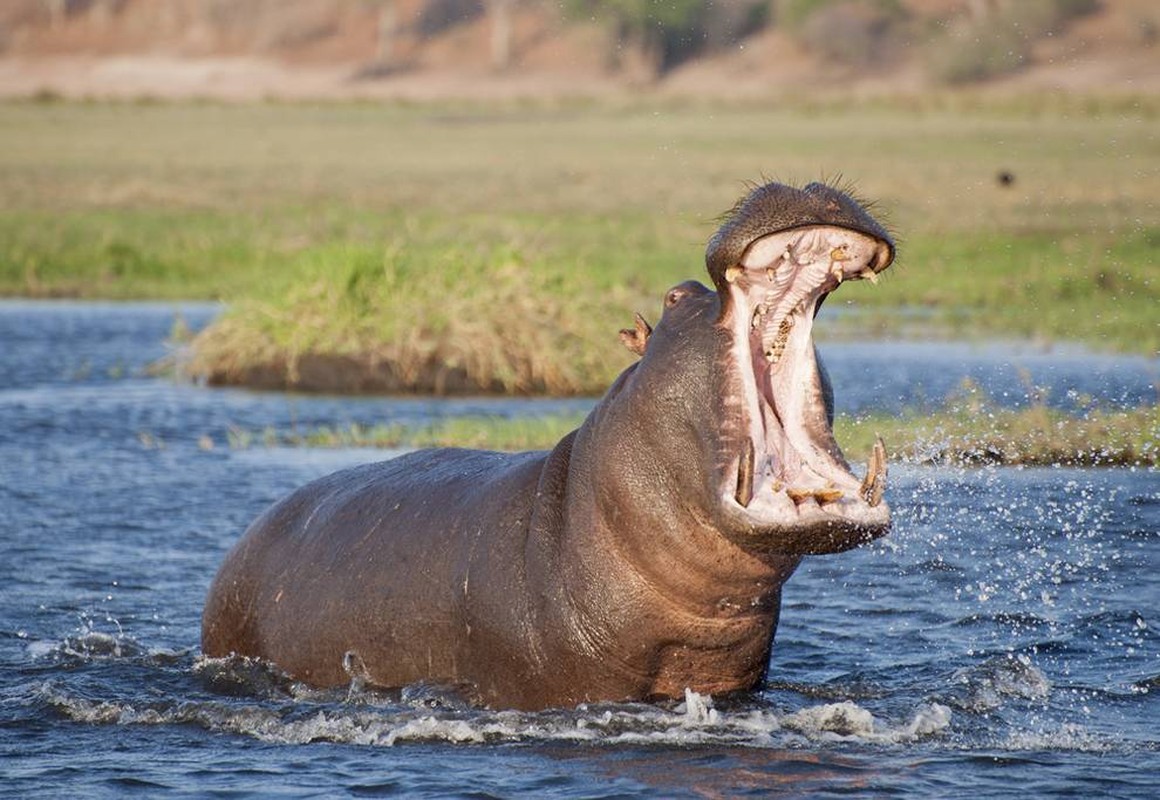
[721,224,893,553]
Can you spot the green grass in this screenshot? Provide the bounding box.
[178,208,696,393]
[224,413,591,453]
[1,99,1158,393]
[835,405,1159,468]
[838,229,1160,352]
[0,208,275,299]
[214,403,1159,467]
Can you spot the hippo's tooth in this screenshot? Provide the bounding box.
[831,261,845,284]
[785,487,811,504]
[860,268,879,285]
[859,436,888,507]
[766,267,776,282]
[786,486,844,505]
[814,487,844,504]
[763,315,794,363]
[735,438,755,508]
[725,265,744,284]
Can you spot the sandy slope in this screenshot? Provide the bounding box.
[0,1,1157,100]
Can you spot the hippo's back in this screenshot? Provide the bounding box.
[201,447,546,687]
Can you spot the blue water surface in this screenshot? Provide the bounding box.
[1,302,1157,798]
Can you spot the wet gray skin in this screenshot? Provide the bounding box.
[202,180,896,710]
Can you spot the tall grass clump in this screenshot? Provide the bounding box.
[186,223,653,395]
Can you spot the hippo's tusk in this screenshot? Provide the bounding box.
[859,436,888,508]
[735,439,755,508]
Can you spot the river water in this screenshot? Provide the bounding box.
[1,301,1157,798]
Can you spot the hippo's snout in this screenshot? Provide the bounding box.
[706,181,894,299]
[706,181,896,555]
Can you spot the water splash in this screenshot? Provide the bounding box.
[41,667,953,750]
[24,614,182,666]
[945,654,1052,712]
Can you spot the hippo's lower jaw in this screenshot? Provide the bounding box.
[720,224,892,555]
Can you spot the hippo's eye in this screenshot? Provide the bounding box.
[665,288,688,308]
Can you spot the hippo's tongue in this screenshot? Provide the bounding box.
[723,224,890,534]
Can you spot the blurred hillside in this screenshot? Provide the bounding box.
[0,0,1157,99]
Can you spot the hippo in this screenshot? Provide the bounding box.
[202,180,895,710]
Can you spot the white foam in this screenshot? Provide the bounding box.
[25,641,59,660]
[45,684,951,749]
[783,700,952,744]
[783,700,875,737]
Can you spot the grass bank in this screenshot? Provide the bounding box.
[215,403,1159,468]
[2,99,1158,393]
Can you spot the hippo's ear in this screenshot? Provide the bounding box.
[618,313,653,357]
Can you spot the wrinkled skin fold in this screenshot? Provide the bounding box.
[202,181,896,710]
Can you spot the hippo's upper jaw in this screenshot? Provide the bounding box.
[716,222,893,555]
